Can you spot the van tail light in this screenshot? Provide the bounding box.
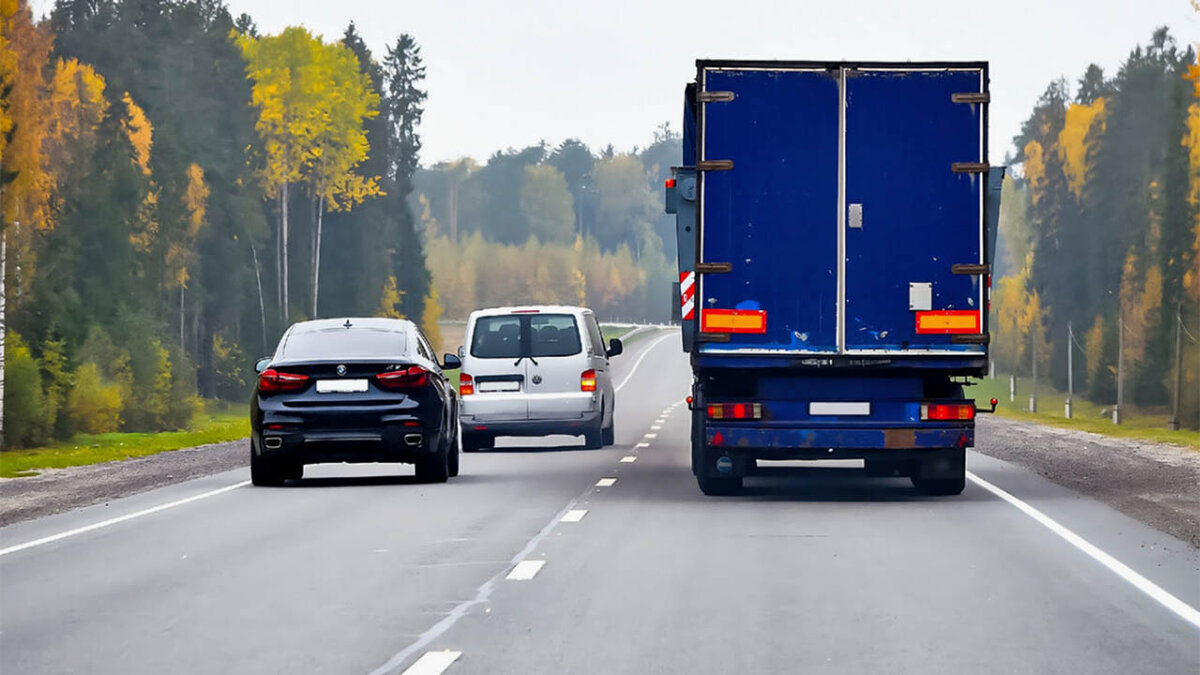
[459,373,474,396]
[707,403,762,420]
[580,369,597,392]
[258,369,309,393]
[376,366,429,391]
[920,403,976,421]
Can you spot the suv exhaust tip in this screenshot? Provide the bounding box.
[404,433,423,447]
[263,436,283,450]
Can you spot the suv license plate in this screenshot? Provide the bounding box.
[316,379,369,393]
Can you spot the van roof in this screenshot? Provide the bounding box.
[468,305,592,319]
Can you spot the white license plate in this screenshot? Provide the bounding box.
[809,402,871,416]
[478,381,520,393]
[316,379,369,393]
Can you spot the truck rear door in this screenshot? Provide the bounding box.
[696,63,987,355]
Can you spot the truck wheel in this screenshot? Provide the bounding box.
[697,472,743,496]
[911,476,966,495]
[416,447,450,483]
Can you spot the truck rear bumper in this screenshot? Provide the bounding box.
[706,425,972,452]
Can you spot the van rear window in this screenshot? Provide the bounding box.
[470,314,582,359]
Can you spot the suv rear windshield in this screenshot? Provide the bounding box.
[281,328,407,360]
[470,314,582,359]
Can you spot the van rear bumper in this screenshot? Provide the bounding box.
[460,410,601,438]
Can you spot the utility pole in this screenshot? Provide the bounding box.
[1029,329,1037,413]
[1114,312,1124,425]
[1066,321,1073,419]
[1169,305,1182,431]
[1009,374,1016,403]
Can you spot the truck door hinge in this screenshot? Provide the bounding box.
[695,262,732,274]
[951,92,990,104]
[697,91,736,103]
[951,162,990,174]
[951,263,990,275]
[697,160,734,172]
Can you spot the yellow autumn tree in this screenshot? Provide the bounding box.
[1057,98,1106,201]
[377,275,405,319]
[121,92,152,176]
[421,288,444,353]
[1184,58,1200,302]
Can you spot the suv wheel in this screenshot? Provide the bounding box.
[447,426,461,478]
[415,446,449,483]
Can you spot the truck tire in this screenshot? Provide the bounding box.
[697,472,743,496]
[415,447,450,483]
[912,476,966,495]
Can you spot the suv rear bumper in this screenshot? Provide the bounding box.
[255,427,444,465]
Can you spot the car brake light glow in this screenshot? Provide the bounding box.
[920,403,976,421]
[581,369,597,392]
[706,403,763,420]
[258,369,309,393]
[375,365,429,390]
[459,373,474,396]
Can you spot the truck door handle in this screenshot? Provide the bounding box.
[848,203,863,229]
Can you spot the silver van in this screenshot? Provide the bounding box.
[457,305,623,451]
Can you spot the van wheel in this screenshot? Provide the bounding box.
[462,432,492,453]
[584,408,604,449]
[601,410,615,446]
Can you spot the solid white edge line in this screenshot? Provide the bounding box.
[967,471,1200,630]
[614,332,674,393]
[595,478,617,487]
[400,651,461,675]
[506,559,546,581]
[0,480,252,557]
[560,509,588,523]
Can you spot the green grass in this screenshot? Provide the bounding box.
[966,376,1200,449]
[0,402,250,478]
[600,324,636,341]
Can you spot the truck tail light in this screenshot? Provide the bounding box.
[376,366,429,390]
[707,403,762,420]
[921,403,976,421]
[459,373,474,396]
[258,369,309,393]
[581,369,597,392]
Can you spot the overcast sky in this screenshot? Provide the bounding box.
[30,0,1200,167]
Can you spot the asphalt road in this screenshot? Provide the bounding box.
[1,330,1197,674]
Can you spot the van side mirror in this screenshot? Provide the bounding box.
[606,338,623,358]
[442,354,461,370]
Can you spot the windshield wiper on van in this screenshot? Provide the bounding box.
[513,355,539,367]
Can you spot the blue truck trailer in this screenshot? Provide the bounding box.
[665,60,1003,496]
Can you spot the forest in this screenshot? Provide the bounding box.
[991,27,1200,427]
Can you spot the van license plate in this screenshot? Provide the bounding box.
[478,381,520,393]
[316,379,369,393]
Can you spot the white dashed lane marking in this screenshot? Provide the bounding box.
[644,433,657,439]
[506,560,546,581]
[401,650,462,675]
[635,442,649,449]
[620,456,637,463]
[560,509,588,523]
[595,478,617,487]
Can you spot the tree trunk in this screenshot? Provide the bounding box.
[311,195,324,318]
[252,244,268,353]
[280,182,290,324]
[179,285,185,350]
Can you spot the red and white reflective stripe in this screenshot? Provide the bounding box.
[680,271,696,320]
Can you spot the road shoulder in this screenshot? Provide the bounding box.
[974,416,1200,548]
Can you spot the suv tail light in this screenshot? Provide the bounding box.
[921,403,975,421]
[376,365,429,390]
[580,369,597,392]
[459,373,474,396]
[707,403,762,420]
[258,369,309,393]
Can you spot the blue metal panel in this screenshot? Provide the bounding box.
[699,68,840,353]
[707,426,972,450]
[844,69,984,352]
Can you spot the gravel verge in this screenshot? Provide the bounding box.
[0,438,249,526]
[975,416,1200,548]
